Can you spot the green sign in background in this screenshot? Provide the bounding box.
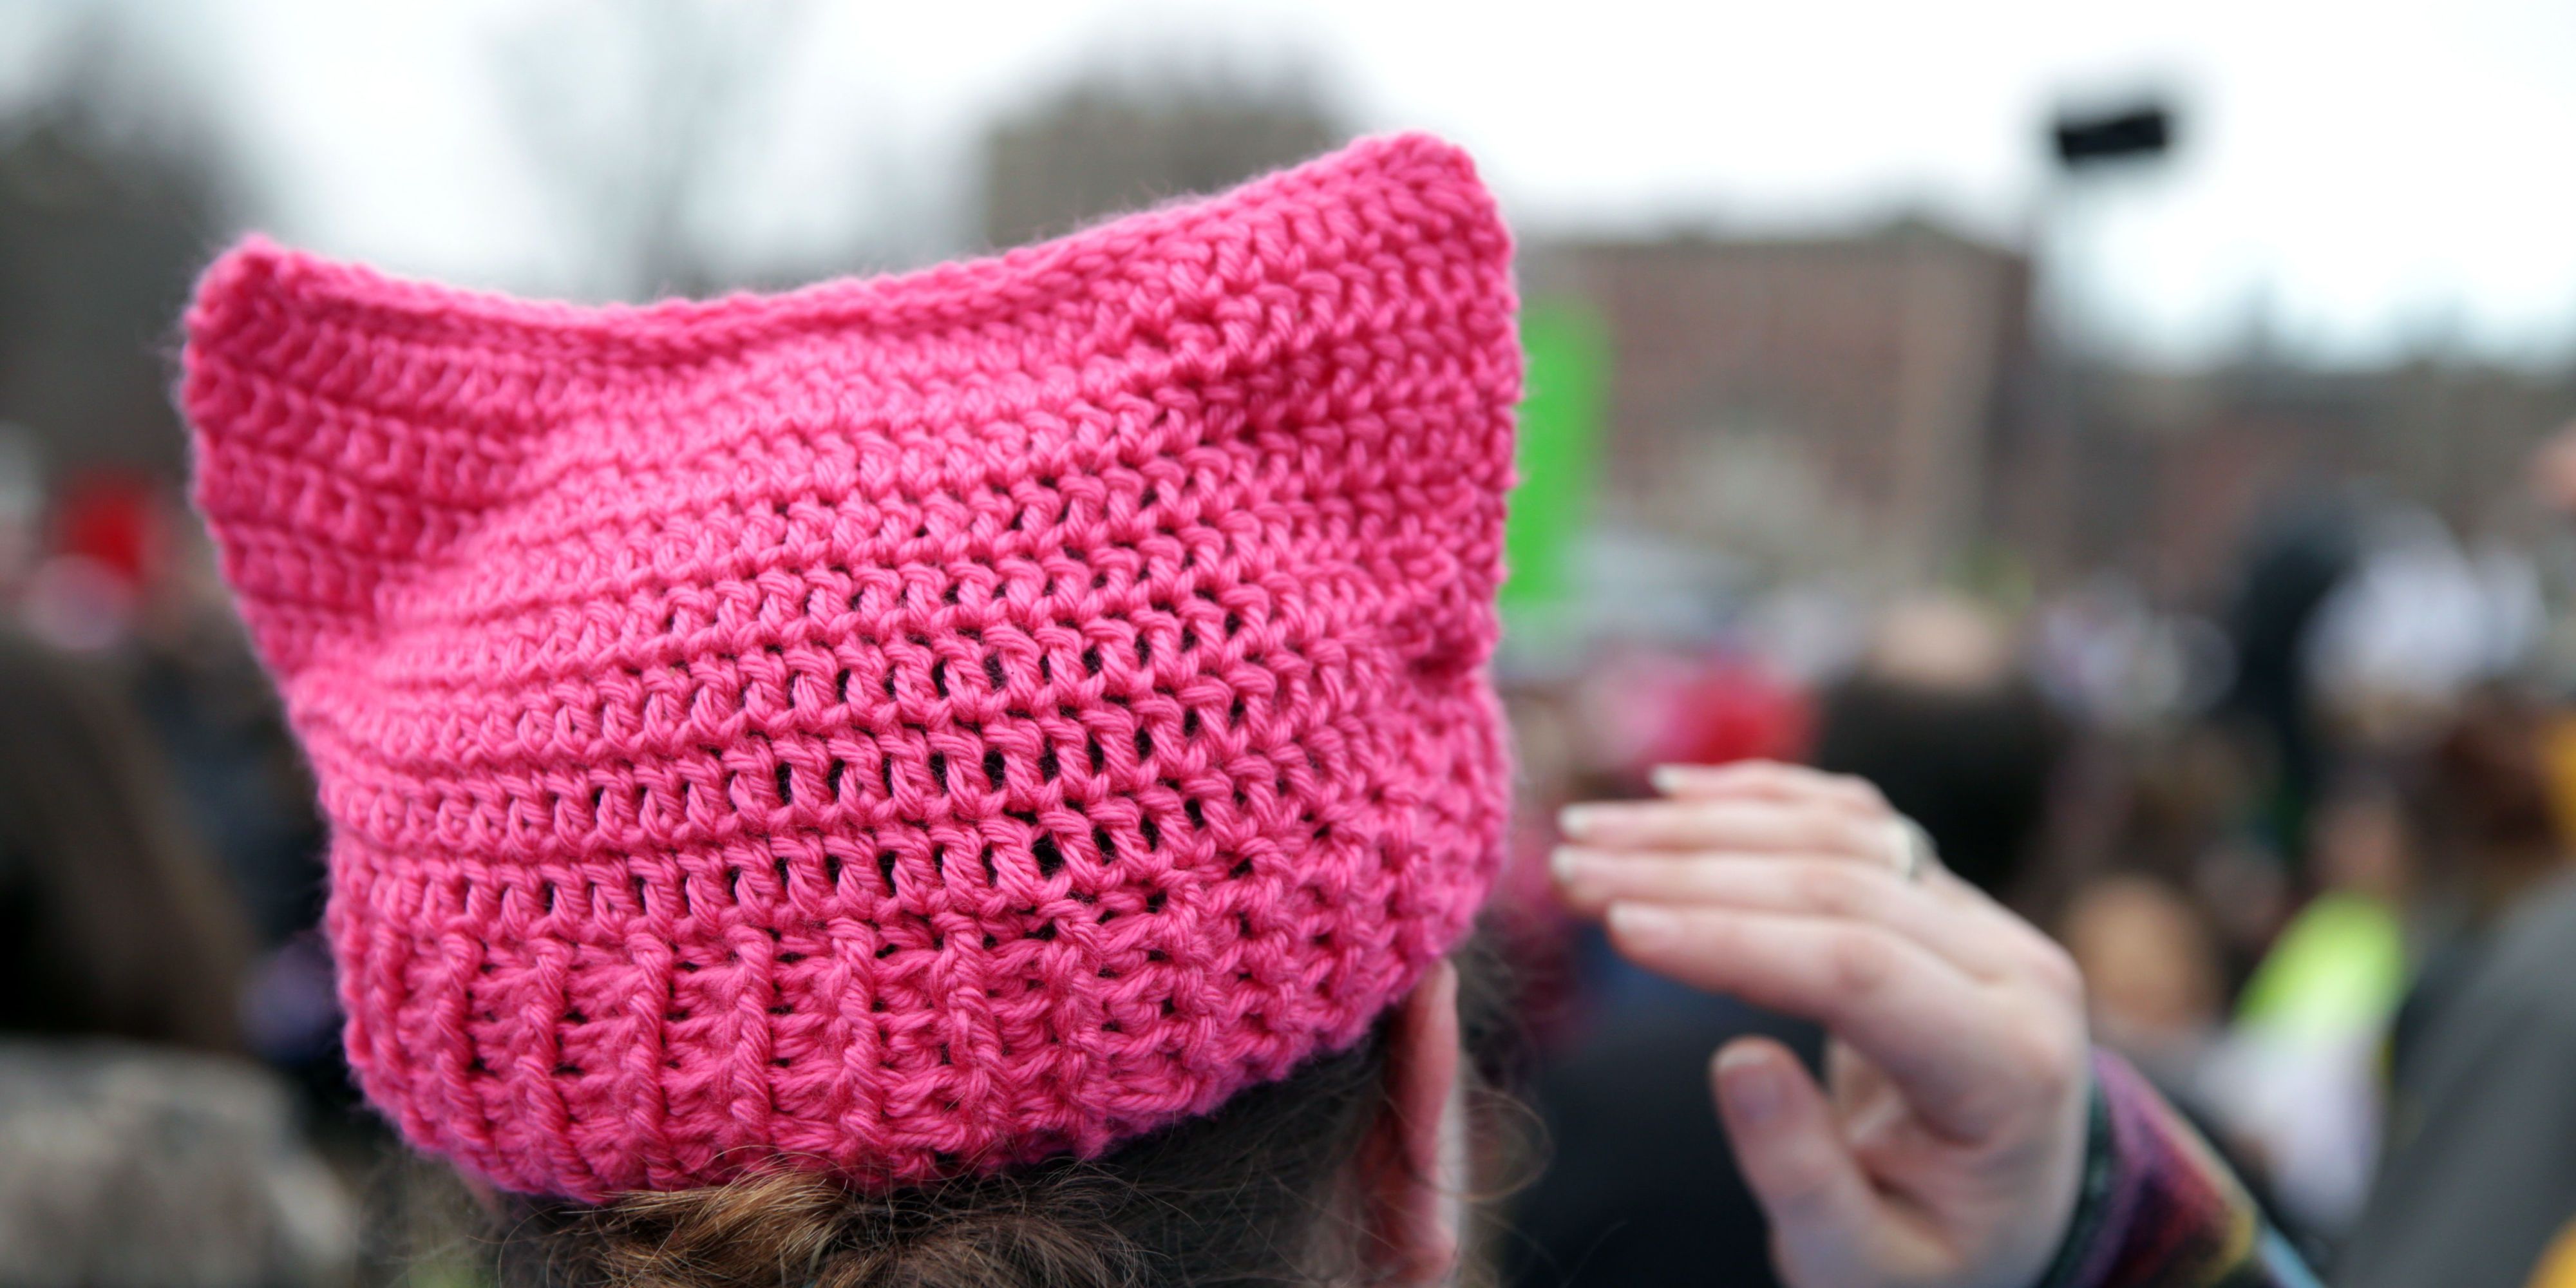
[1501,298,1606,620]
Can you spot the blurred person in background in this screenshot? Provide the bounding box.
[2330,687,2576,1287]
[0,626,247,1048]
[2059,872,2226,1099]
[2213,493,2364,880]
[2197,775,2411,1244]
[0,628,355,1284]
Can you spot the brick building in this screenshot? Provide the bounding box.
[1523,224,2038,590]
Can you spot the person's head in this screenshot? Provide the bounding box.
[180,137,1522,1284]
[1812,597,2065,899]
[2403,685,2566,918]
[2058,872,2222,1059]
[0,629,250,1051]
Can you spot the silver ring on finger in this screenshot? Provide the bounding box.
[1884,815,1940,884]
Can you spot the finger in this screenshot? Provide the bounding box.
[1555,850,2022,979]
[1609,902,2025,1137]
[1920,864,2088,990]
[1559,797,1880,860]
[1653,761,1886,813]
[1711,1038,1894,1288]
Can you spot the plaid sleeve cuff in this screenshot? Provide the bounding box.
[2031,1050,2321,1288]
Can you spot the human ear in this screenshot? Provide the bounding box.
[1361,959,1463,1285]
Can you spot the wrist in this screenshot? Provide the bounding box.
[2026,1055,2120,1288]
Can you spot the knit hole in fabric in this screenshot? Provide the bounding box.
[1133,727,1154,761]
[1032,835,1063,876]
[930,661,950,699]
[835,670,853,705]
[1039,748,1060,782]
[1092,826,1116,862]
[827,760,847,799]
[1139,817,1162,851]
[876,851,898,895]
[1081,645,1103,677]
[983,750,1007,790]
[983,655,1007,692]
[927,753,948,792]
[774,764,794,806]
[1145,891,1167,913]
[1085,735,1106,775]
[1184,799,1208,831]
[1182,709,1200,737]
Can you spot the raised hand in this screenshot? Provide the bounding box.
[1553,761,2091,1288]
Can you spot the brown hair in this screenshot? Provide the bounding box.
[483,940,1522,1288]
[0,630,251,1050]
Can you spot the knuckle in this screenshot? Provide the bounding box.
[1837,774,1891,813]
[1765,1155,1845,1217]
[1792,864,1872,918]
[2011,1023,2085,1095]
[1821,813,1884,858]
[1825,930,1899,998]
[2025,940,2086,1001]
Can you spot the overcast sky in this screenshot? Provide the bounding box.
[12,0,2576,366]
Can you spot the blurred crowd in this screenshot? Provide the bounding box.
[1499,439,2576,1285]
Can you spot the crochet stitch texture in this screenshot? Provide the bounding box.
[181,134,1519,1200]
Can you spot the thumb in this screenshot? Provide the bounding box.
[1714,1037,1885,1285]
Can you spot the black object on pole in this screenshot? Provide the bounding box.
[2052,103,2174,169]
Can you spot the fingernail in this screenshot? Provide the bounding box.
[1558,804,1603,838]
[1606,902,1679,950]
[1549,845,1588,887]
[1715,1045,1784,1123]
[1649,764,1689,795]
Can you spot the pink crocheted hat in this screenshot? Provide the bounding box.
[181,134,1518,1200]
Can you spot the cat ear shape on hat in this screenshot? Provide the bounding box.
[181,133,1520,686]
